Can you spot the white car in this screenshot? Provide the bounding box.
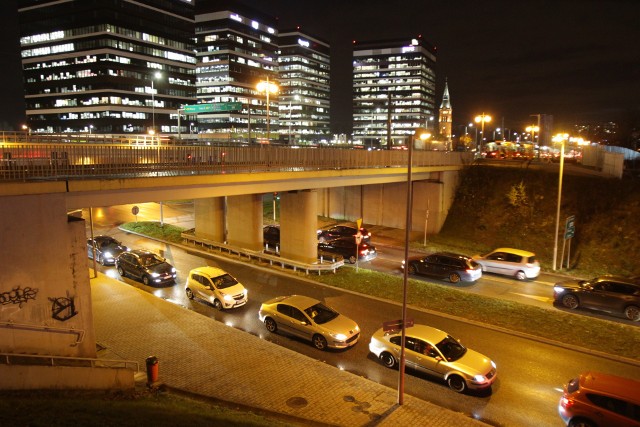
[472,248,540,280]
[369,324,497,393]
[185,266,247,310]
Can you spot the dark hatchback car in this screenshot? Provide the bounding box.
[553,275,640,321]
[115,249,177,286]
[87,235,129,265]
[317,225,371,243]
[263,225,280,248]
[402,252,482,283]
[318,237,377,264]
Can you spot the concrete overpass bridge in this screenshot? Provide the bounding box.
[0,133,471,389]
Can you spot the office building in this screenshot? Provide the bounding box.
[194,0,279,142]
[17,0,196,134]
[277,28,330,144]
[352,36,437,148]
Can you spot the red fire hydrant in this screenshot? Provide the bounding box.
[145,356,159,385]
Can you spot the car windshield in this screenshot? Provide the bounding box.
[140,253,163,267]
[304,303,339,324]
[213,273,238,289]
[435,335,467,361]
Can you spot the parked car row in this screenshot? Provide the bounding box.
[263,224,377,264]
[87,235,177,286]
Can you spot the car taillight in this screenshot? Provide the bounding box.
[560,396,574,409]
[360,249,369,255]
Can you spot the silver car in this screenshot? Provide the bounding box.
[369,324,497,393]
[258,295,360,350]
[472,247,540,280]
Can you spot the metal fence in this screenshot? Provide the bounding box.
[0,133,473,182]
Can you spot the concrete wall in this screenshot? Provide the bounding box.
[318,170,460,233]
[226,194,263,250]
[602,152,624,179]
[0,193,96,358]
[0,365,134,390]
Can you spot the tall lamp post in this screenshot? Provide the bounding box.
[288,95,300,144]
[552,133,568,270]
[474,113,491,154]
[398,128,430,405]
[257,77,279,143]
[526,125,540,156]
[150,71,162,133]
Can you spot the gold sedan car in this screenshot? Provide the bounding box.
[369,324,497,393]
[258,295,360,351]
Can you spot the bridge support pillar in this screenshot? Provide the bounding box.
[194,197,225,242]
[280,190,318,263]
[227,194,263,250]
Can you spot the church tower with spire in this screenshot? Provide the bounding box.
[438,79,452,141]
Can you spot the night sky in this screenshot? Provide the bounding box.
[1,0,638,135]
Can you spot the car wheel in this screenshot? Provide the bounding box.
[408,264,417,275]
[380,352,397,369]
[568,418,596,427]
[624,305,640,322]
[213,299,223,310]
[312,334,328,350]
[447,375,467,393]
[515,270,527,280]
[142,275,150,286]
[348,255,357,264]
[264,317,277,333]
[117,266,126,277]
[449,273,461,283]
[562,294,580,309]
[185,288,194,299]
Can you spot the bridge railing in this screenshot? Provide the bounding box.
[0,134,473,182]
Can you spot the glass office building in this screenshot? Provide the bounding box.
[194,1,279,142]
[353,36,437,148]
[278,28,330,144]
[17,0,196,134]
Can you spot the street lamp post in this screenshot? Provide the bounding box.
[474,113,491,154]
[257,77,279,143]
[526,125,540,154]
[552,133,568,270]
[288,95,300,144]
[150,71,162,133]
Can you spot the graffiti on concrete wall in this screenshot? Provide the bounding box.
[49,291,78,322]
[0,286,39,307]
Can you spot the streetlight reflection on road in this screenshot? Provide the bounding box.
[257,78,279,143]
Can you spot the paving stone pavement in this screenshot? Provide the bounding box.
[91,272,487,427]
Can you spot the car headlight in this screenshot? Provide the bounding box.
[331,333,347,341]
[491,361,497,369]
[171,267,176,273]
[151,272,160,278]
[222,293,233,301]
[553,286,565,293]
[103,252,113,258]
[473,375,488,383]
[243,289,248,296]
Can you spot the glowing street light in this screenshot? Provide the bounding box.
[474,113,492,153]
[257,77,279,142]
[526,125,540,145]
[150,71,162,133]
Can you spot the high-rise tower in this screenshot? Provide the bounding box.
[438,79,452,141]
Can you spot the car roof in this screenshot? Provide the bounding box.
[128,249,154,256]
[593,275,639,286]
[190,266,229,278]
[579,372,640,403]
[433,251,472,260]
[266,294,319,309]
[491,248,535,256]
[381,324,449,343]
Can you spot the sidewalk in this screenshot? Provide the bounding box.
[91,272,487,427]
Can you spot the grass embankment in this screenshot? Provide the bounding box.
[0,388,298,427]
[120,220,640,361]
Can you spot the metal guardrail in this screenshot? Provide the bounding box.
[0,133,473,182]
[0,352,139,372]
[181,232,344,275]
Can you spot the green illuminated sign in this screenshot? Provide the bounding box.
[183,102,242,114]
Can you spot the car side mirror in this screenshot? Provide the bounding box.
[435,356,443,362]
